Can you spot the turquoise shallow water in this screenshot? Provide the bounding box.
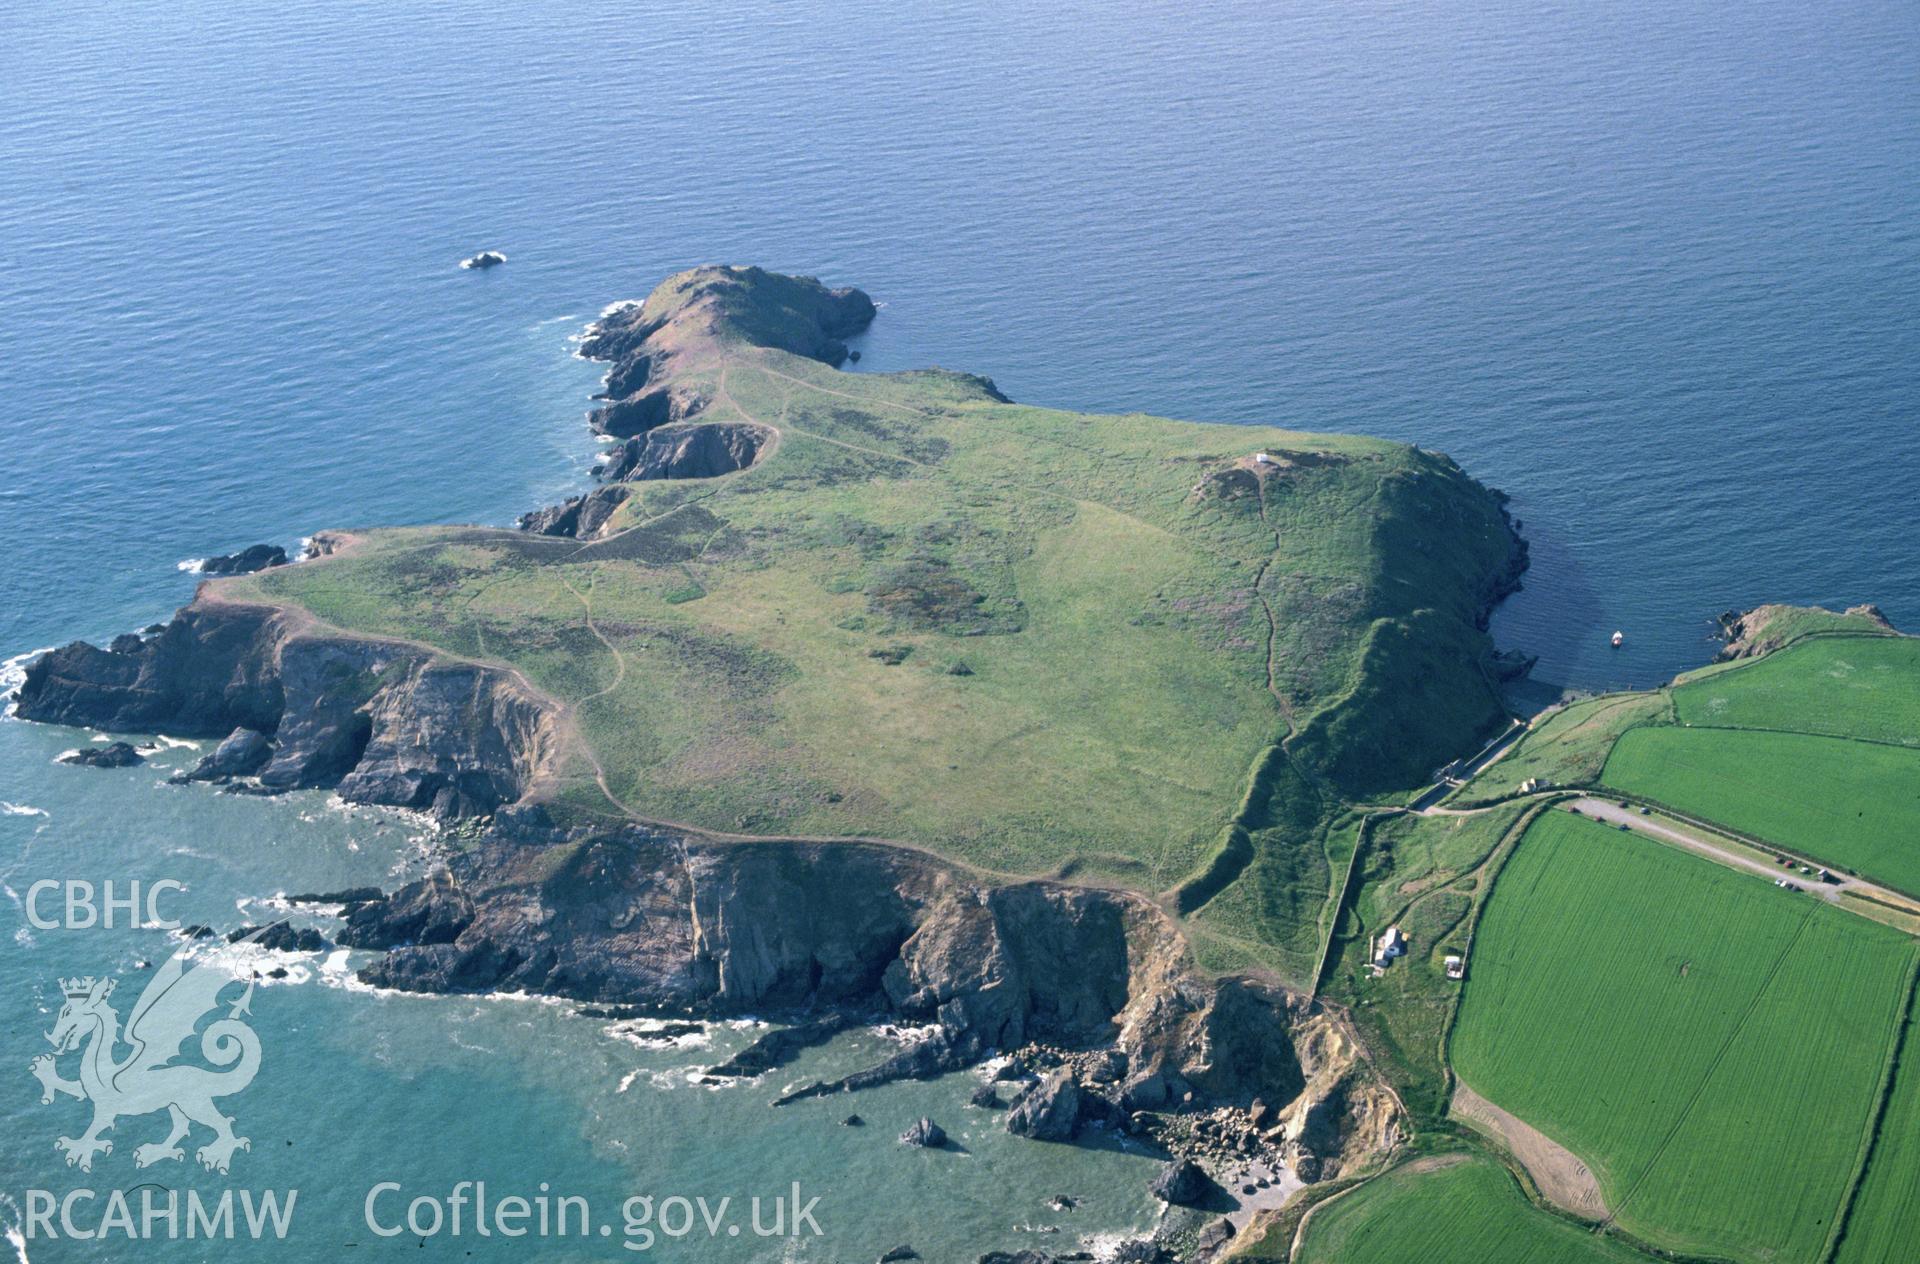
[2,0,1917,1257]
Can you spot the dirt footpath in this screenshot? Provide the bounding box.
[1451,1082,1608,1220]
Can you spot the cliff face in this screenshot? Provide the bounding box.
[14,602,558,820]
[342,820,1320,1115]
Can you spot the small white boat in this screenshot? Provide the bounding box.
[1611,630,1625,647]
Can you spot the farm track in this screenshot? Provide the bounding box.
[1451,1082,1608,1220]
[1570,797,1920,923]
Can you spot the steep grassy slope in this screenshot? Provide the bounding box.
[1452,812,1915,1263]
[231,266,1522,979]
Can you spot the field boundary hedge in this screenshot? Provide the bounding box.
[1307,807,1400,998]
[1821,953,1920,1264]
[1434,796,1573,1095]
[1601,782,1918,901]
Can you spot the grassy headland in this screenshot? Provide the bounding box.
[229,265,1524,981]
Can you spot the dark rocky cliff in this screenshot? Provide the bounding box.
[340,818,1322,1120]
[14,601,558,820]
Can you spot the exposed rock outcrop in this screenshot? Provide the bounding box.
[517,486,630,539]
[171,727,272,783]
[59,741,144,768]
[14,602,558,823]
[1717,603,1896,660]
[460,251,507,270]
[598,423,769,482]
[1005,1067,1084,1141]
[327,815,1356,1164]
[198,545,288,575]
[1148,1158,1211,1207]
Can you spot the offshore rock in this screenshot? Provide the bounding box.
[59,741,144,769]
[899,1117,947,1148]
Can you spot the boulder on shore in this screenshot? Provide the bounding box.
[59,741,144,769]
[171,727,273,783]
[1149,1158,1210,1207]
[899,1117,947,1149]
[1006,1067,1083,1141]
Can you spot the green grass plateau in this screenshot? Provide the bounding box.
[232,266,1521,981]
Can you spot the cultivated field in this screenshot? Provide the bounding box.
[1674,636,1920,747]
[1451,811,1916,1262]
[1601,726,1920,893]
[1833,999,1920,1264]
[1294,1155,1654,1264]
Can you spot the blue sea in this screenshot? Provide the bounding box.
[1,0,1915,1258]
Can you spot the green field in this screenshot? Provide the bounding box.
[231,266,1522,980]
[1601,725,1920,892]
[1834,995,1920,1264]
[1294,1156,1655,1264]
[1452,812,1915,1262]
[1675,636,1920,747]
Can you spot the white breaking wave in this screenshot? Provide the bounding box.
[0,645,55,717]
[176,557,206,573]
[1,1192,29,1264]
[0,803,47,818]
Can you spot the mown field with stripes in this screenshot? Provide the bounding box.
[1451,811,1917,1262]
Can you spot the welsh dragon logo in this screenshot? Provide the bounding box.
[30,934,263,1174]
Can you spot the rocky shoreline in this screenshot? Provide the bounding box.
[518,266,877,540]
[4,265,1481,1260]
[14,598,557,819]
